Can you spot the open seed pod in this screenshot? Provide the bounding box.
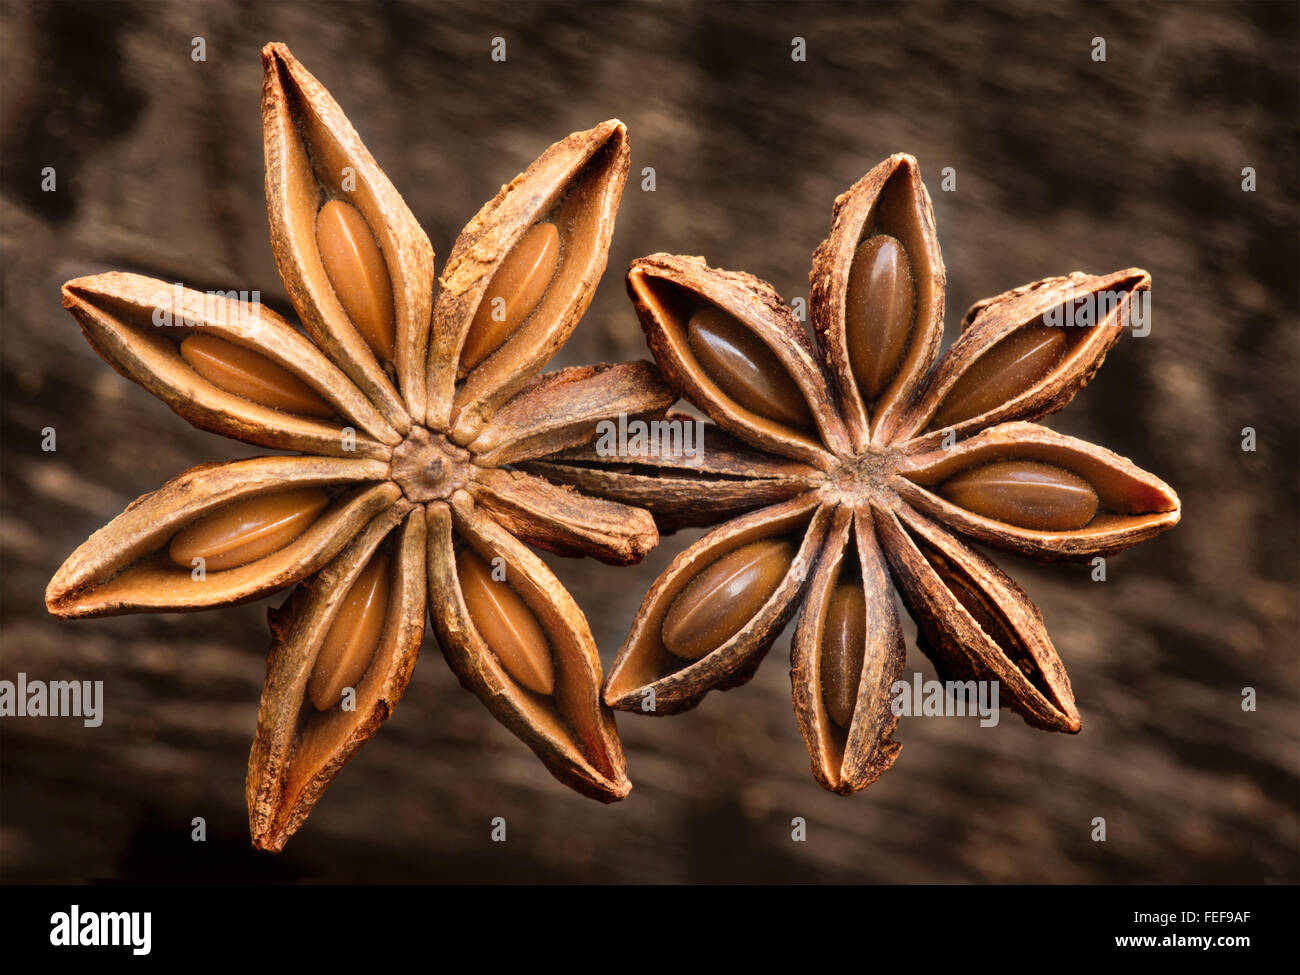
[895,268,1152,446]
[427,495,630,802]
[46,457,396,617]
[62,273,400,458]
[791,505,905,794]
[895,421,1181,561]
[809,153,946,447]
[263,42,434,423]
[875,502,1080,733]
[430,120,630,442]
[604,493,832,715]
[248,505,426,851]
[521,411,821,534]
[626,254,849,466]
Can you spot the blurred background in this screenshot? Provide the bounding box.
[1,0,1296,883]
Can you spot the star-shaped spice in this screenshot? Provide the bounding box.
[47,44,672,849]
[527,154,1181,793]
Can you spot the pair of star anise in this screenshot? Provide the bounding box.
[47,45,1178,848]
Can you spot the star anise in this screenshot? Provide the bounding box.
[526,154,1181,793]
[46,44,672,849]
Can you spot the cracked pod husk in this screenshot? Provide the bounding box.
[605,493,832,715]
[791,505,906,794]
[427,497,631,801]
[46,457,397,617]
[431,119,631,441]
[263,41,434,422]
[248,506,426,851]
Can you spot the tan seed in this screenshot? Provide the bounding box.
[462,221,561,369]
[930,323,1067,429]
[845,234,916,398]
[456,547,554,695]
[180,334,334,418]
[662,538,796,660]
[315,198,396,361]
[821,582,867,728]
[686,307,815,431]
[938,459,1099,531]
[168,488,330,571]
[308,551,391,711]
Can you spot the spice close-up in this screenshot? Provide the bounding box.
[2,1,1295,898]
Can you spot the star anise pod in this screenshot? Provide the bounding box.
[46,44,672,849]
[527,154,1181,794]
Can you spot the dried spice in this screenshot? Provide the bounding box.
[47,43,673,850]
[528,154,1181,794]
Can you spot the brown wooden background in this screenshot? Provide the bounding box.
[2,0,1296,883]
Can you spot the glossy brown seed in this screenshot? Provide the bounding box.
[845,234,916,399]
[307,551,391,711]
[315,198,397,361]
[930,323,1068,429]
[686,307,815,431]
[462,221,561,369]
[662,538,796,660]
[821,582,867,728]
[938,460,1099,531]
[179,334,334,419]
[168,488,330,571]
[456,547,554,695]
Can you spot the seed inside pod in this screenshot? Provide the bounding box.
[168,488,330,571]
[462,221,561,369]
[919,542,1040,686]
[455,547,554,695]
[845,234,916,399]
[307,551,391,711]
[662,538,797,660]
[821,582,867,728]
[179,334,335,419]
[315,198,397,362]
[686,307,815,431]
[930,323,1067,429]
[938,459,1098,531]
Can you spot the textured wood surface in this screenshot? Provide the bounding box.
[2,0,1297,883]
